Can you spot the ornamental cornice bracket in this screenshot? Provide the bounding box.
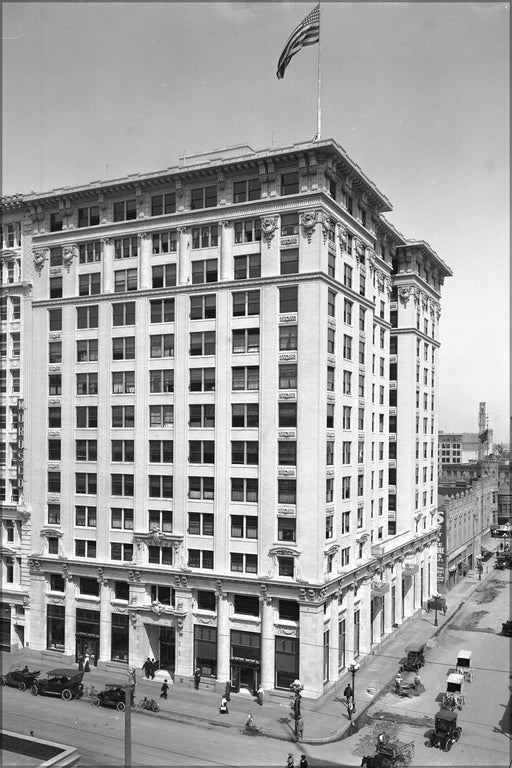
[62,243,78,272]
[40,528,63,539]
[97,567,109,586]
[33,248,49,273]
[268,546,300,558]
[300,211,318,243]
[398,286,412,306]
[260,216,278,248]
[336,223,348,248]
[320,212,334,244]
[128,569,142,583]
[174,574,189,588]
[259,583,272,605]
[324,543,340,557]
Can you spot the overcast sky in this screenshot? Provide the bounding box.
[2,2,509,442]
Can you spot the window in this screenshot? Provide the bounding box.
[114,581,129,600]
[232,290,260,317]
[191,225,218,249]
[49,308,62,331]
[279,363,297,389]
[190,185,217,210]
[232,328,260,354]
[77,305,98,329]
[77,373,98,395]
[190,331,216,356]
[111,405,134,428]
[278,402,296,428]
[197,590,215,611]
[359,274,366,296]
[233,178,261,202]
[50,247,62,266]
[149,369,174,393]
[190,295,216,319]
[76,440,97,461]
[11,370,20,394]
[188,476,215,500]
[358,374,365,398]
[342,441,351,464]
[327,403,334,428]
[48,471,61,493]
[49,375,62,396]
[149,334,173,359]
[149,475,173,498]
[230,479,258,503]
[341,547,350,567]
[189,404,215,428]
[49,406,61,429]
[189,440,215,464]
[188,549,214,569]
[231,441,258,465]
[151,193,176,216]
[328,250,336,278]
[148,546,173,565]
[49,277,63,299]
[79,241,101,263]
[192,259,218,284]
[234,253,261,279]
[281,171,299,195]
[152,264,177,288]
[232,366,259,391]
[327,366,335,392]
[343,299,353,325]
[232,403,259,428]
[278,479,296,504]
[150,298,174,323]
[113,302,135,326]
[234,219,261,243]
[380,328,385,349]
[358,205,367,227]
[75,540,97,558]
[113,199,137,222]
[152,230,177,255]
[50,573,65,592]
[188,512,214,536]
[230,553,258,573]
[341,511,350,534]
[111,543,134,561]
[278,441,296,466]
[343,264,353,289]
[190,367,215,392]
[278,557,294,577]
[280,248,299,274]
[149,509,173,532]
[77,339,98,362]
[48,503,61,525]
[78,206,100,228]
[278,517,296,542]
[76,406,97,428]
[79,273,101,296]
[342,370,351,395]
[327,327,335,355]
[50,211,64,232]
[342,476,351,499]
[114,268,137,292]
[111,440,134,462]
[113,336,135,361]
[75,506,97,527]
[76,473,97,494]
[326,478,334,502]
[280,286,298,314]
[343,335,352,361]
[342,406,351,430]
[149,405,174,427]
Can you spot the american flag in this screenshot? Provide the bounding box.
[276,4,320,80]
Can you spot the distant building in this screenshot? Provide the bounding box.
[441,458,509,525]
[438,431,493,466]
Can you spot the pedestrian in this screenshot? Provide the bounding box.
[219,695,229,714]
[286,753,295,768]
[377,732,385,748]
[256,683,264,706]
[194,666,201,690]
[343,683,353,702]
[143,658,152,678]
[129,666,136,687]
[296,715,304,740]
[83,653,90,673]
[299,756,308,768]
[414,672,423,692]
[442,602,447,616]
[150,659,156,679]
[90,652,96,668]
[224,680,231,701]
[346,698,353,721]
[160,679,169,699]
[78,655,84,672]
[395,673,402,695]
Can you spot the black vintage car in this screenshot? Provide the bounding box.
[91,683,134,712]
[0,664,41,691]
[399,642,426,672]
[30,668,84,700]
[502,620,512,637]
[428,708,462,751]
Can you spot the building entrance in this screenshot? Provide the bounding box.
[75,634,99,666]
[230,662,259,694]
[159,627,176,674]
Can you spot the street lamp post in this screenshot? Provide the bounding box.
[433,595,439,627]
[348,663,360,714]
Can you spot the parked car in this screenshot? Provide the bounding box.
[399,642,426,672]
[91,683,134,711]
[428,708,462,751]
[30,668,84,700]
[502,620,512,637]
[0,664,40,691]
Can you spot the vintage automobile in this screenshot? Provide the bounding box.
[376,738,415,765]
[91,683,134,712]
[454,649,473,681]
[30,668,84,700]
[496,551,512,569]
[428,708,462,751]
[442,672,466,709]
[502,620,512,637]
[0,664,41,691]
[399,642,426,672]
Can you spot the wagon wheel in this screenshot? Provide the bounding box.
[91,696,100,707]
[405,743,415,761]
[19,681,27,691]
[31,684,38,696]
[116,701,126,712]
[444,740,452,752]
[62,688,73,701]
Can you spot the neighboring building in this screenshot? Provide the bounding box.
[441,458,509,525]
[0,196,32,651]
[9,138,452,698]
[437,476,497,592]
[438,431,494,465]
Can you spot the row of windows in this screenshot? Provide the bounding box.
[0,296,21,321]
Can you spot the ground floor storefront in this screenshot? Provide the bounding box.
[26,533,438,698]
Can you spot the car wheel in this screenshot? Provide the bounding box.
[19,682,27,691]
[62,689,72,701]
[444,740,452,752]
[91,696,100,707]
[116,701,126,712]
[0,677,6,686]
[31,685,38,696]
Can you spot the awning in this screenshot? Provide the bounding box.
[481,539,501,557]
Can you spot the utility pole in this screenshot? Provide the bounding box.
[125,670,135,767]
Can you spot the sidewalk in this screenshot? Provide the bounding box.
[1,568,490,745]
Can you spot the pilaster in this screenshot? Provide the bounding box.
[260,594,274,689]
[383,567,392,635]
[99,581,112,662]
[329,596,339,683]
[358,578,372,655]
[64,577,77,656]
[28,573,46,651]
[395,560,404,624]
[174,588,193,677]
[216,590,230,682]
[102,238,114,293]
[177,227,190,285]
[299,601,324,698]
[345,586,355,665]
[219,221,233,281]
[138,232,152,290]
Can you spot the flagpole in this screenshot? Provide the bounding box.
[316,4,321,140]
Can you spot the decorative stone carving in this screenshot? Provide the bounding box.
[62,562,73,581]
[97,567,108,586]
[128,570,141,582]
[138,231,149,240]
[398,287,412,306]
[129,611,138,628]
[28,559,41,572]
[320,213,334,244]
[354,238,365,261]
[33,249,48,273]
[337,224,348,249]
[101,237,110,246]
[300,211,317,243]
[260,216,278,247]
[62,244,77,272]
[259,583,272,606]
[376,270,385,292]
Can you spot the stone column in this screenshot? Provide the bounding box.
[174,588,193,677]
[260,595,274,690]
[394,561,403,625]
[219,221,233,281]
[9,604,17,650]
[216,591,230,683]
[64,577,77,658]
[99,581,112,663]
[345,586,355,666]
[383,568,393,635]
[28,573,46,651]
[177,226,190,286]
[128,580,146,669]
[299,601,324,698]
[358,579,372,655]
[414,561,422,611]
[102,237,114,293]
[329,596,339,683]
[138,232,152,290]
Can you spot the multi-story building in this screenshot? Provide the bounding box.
[0,195,32,651]
[17,139,451,698]
[441,458,509,525]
